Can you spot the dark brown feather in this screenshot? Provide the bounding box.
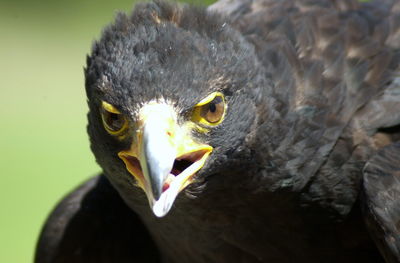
[36,1,400,262]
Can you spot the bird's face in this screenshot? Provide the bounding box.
[85,3,270,217]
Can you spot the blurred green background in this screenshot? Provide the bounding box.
[0,0,212,262]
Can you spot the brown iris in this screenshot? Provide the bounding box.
[191,92,226,127]
[199,96,225,123]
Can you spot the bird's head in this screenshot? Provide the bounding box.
[85,1,274,217]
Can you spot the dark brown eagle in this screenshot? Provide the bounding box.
[36,0,400,262]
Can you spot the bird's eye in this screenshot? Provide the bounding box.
[192,92,226,126]
[101,101,128,135]
[200,96,224,123]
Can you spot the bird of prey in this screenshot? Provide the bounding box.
[35,0,400,262]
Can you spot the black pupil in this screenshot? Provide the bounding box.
[110,113,119,121]
[107,112,123,130]
[209,96,222,113]
[209,103,216,113]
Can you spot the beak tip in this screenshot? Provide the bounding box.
[151,201,170,218]
[152,208,167,218]
[149,189,178,217]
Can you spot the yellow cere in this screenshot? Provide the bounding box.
[191,92,227,127]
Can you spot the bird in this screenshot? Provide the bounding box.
[35,0,400,262]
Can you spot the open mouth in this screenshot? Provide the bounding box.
[164,150,208,192]
[119,147,212,217]
[121,149,209,195]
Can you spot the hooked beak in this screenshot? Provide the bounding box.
[118,103,212,217]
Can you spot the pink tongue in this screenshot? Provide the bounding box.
[162,183,170,192]
[162,173,176,192]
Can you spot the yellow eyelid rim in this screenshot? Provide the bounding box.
[191,92,227,127]
[102,101,121,114]
[101,101,128,137]
[195,92,224,106]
